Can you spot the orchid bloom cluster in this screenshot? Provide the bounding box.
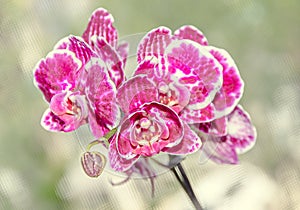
[33,8,256,179]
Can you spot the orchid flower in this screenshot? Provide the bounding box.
[34,8,257,209]
[33,8,127,138]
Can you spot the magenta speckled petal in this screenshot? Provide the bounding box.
[165,39,223,110]
[116,75,158,114]
[174,25,209,46]
[88,111,109,138]
[134,59,156,76]
[197,116,228,136]
[109,135,140,172]
[54,35,95,67]
[34,50,82,102]
[41,108,82,132]
[41,109,64,132]
[134,57,170,84]
[90,36,124,87]
[201,105,256,164]
[208,47,244,118]
[117,41,129,67]
[164,122,201,155]
[202,136,238,164]
[85,58,120,137]
[180,103,216,123]
[82,8,118,48]
[137,26,172,63]
[225,105,257,154]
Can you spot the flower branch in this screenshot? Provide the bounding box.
[33,7,257,208]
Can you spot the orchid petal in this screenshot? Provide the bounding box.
[90,36,125,87]
[165,122,201,155]
[196,116,228,136]
[226,105,257,154]
[202,135,238,164]
[117,41,129,67]
[208,46,244,118]
[180,103,216,123]
[82,8,118,48]
[85,58,121,137]
[88,110,110,138]
[54,35,95,67]
[34,50,82,102]
[165,39,223,110]
[137,26,172,63]
[109,135,140,172]
[134,57,170,85]
[116,75,158,114]
[41,108,83,132]
[174,25,209,46]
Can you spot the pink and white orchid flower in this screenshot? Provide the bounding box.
[34,8,127,138]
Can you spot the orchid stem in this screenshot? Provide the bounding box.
[86,127,118,151]
[86,139,103,151]
[171,163,203,210]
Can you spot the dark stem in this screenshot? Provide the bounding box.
[171,163,203,210]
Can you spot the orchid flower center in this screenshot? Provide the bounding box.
[132,117,161,146]
[158,82,179,107]
[50,91,88,121]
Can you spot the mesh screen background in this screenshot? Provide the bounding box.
[0,0,299,209]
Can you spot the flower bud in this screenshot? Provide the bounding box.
[81,151,106,177]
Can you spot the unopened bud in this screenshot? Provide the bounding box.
[81,151,106,177]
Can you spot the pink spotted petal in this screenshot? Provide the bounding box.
[202,135,239,164]
[134,57,170,83]
[54,35,95,67]
[166,39,223,110]
[82,8,118,48]
[134,59,156,76]
[88,111,110,138]
[85,58,121,137]
[34,50,82,102]
[90,36,124,87]
[137,26,172,63]
[109,135,140,172]
[174,25,209,46]
[117,41,129,67]
[164,122,201,155]
[208,46,244,118]
[116,75,158,114]
[196,116,228,136]
[226,105,257,154]
[41,108,83,132]
[180,103,216,123]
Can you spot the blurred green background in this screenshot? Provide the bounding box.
[0,0,299,209]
